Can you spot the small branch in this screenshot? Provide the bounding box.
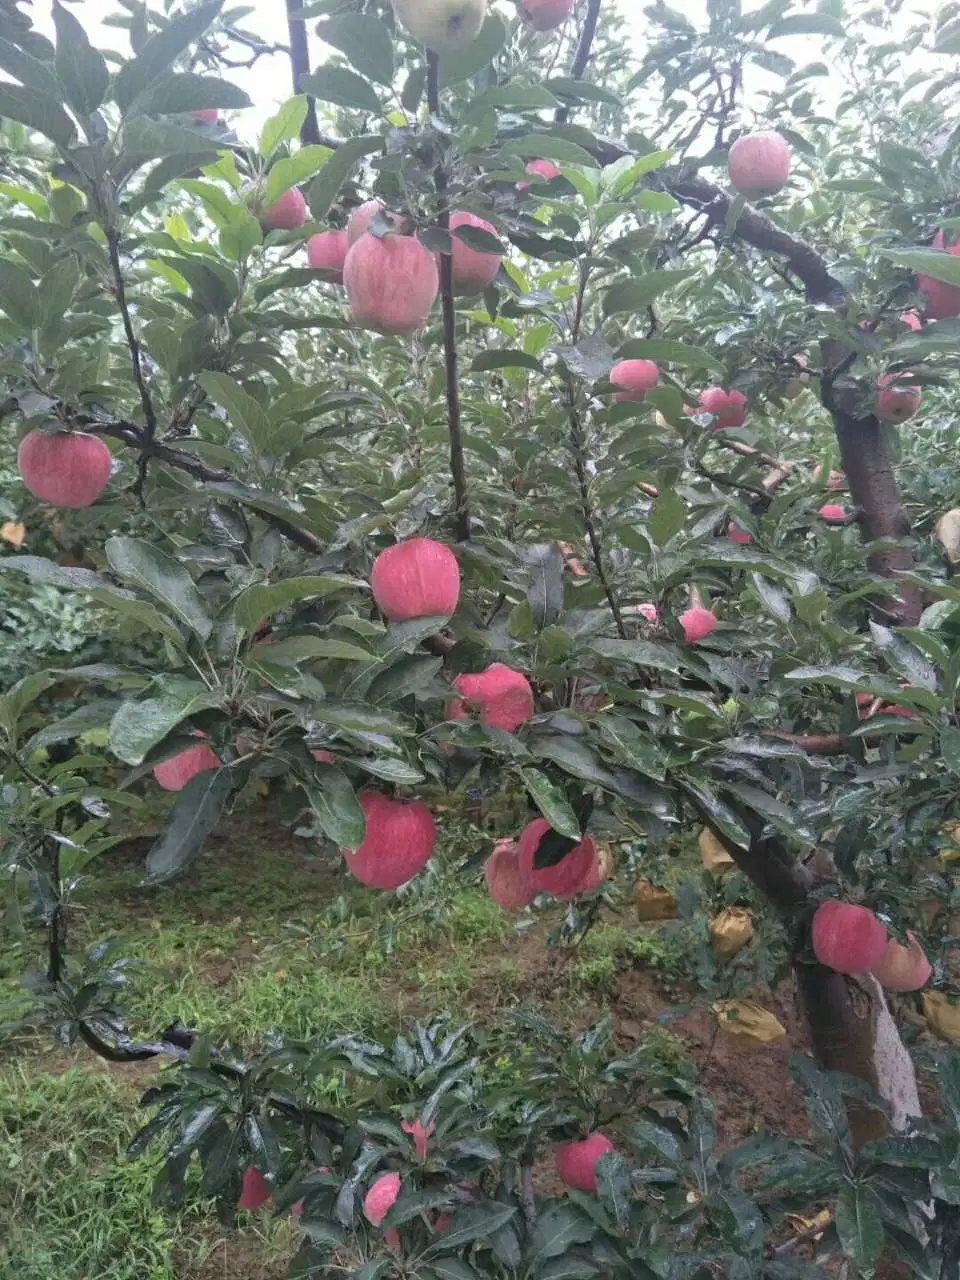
[768,1212,832,1258]
[554,0,602,125]
[284,0,320,146]
[106,229,158,497]
[763,730,844,755]
[427,53,470,543]
[520,1160,537,1227]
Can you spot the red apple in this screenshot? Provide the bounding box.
[517,158,562,189]
[728,130,791,199]
[811,900,887,974]
[555,1133,615,1192]
[819,503,848,523]
[813,465,845,491]
[153,731,221,792]
[370,537,460,622]
[610,359,660,403]
[899,311,922,331]
[678,606,717,644]
[700,387,748,429]
[238,1167,272,1210]
[727,524,752,545]
[484,837,535,910]
[347,200,387,245]
[344,233,439,335]
[875,374,921,425]
[364,1171,401,1225]
[917,230,960,321]
[343,791,436,889]
[520,818,598,899]
[447,210,502,295]
[307,230,348,282]
[190,108,220,125]
[401,1117,436,1161]
[258,186,308,232]
[520,0,575,30]
[638,602,660,623]
[17,430,112,508]
[449,664,535,732]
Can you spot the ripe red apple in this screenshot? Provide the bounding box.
[343,791,436,889]
[520,0,574,30]
[447,210,502,295]
[370,537,460,622]
[364,1171,401,1224]
[18,430,112,508]
[153,732,221,792]
[520,818,598,899]
[190,108,220,124]
[311,748,336,764]
[728,130,791,199]
[449,664,535,732]
[917,230,960,321]
[391,0,487,52]
[238,1167,272,1210]
[348,200,387,245]
[900,310,922,331]
[401,1117,436,1161]
[255,185,308,232]
[875,374,921,425]
[484,837,535,910]
[307,230,348,282]
[727,524,752,545]
[699,387,748,429]
[678,606,717,644]
[811,900,887,974]
[871,931,932,992]
[638,602,660,623]
[344,233,439,335]
[555,1133,615,1192]
[819,503,848,523]
[610,359,660,403]
[517,158,562,189]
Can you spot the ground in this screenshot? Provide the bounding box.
[0,798,812,1280]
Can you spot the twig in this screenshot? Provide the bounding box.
[427,53,470,543]
[520,1160,537,1227]
[285,0,320,146]
[105,230,158,495]
[763,730,844,755]
[767,1212,833,1258]
[554,0,602,125]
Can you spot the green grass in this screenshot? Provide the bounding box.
[0,805,681,1279]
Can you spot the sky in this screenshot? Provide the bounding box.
[27,0,671,141]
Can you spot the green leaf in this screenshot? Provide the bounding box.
[768,13,846,38]
[233,575,368,632]
[53,1,109,115]
[647,489,687,547]
[546,77,622,107]
[130,72,250,118]
[300,67,382,115]
[0,36,60,97]
[145,767,235,883]
[0,259,38,328]
[306,134,383,220]
[263,146,332,208]
[422,1204,517,1257]
[87,590,185,647]
[526,542,565,628]
[109,679,217,765]
[532,737,617,789]
[303,764,365,847]
[472,350,543,373]
[367,655,443,703]
[438,13,507,87]
[315,13,394,85]
[520,769,581,839]
[835,1183,884,1272]
[115,0,224,112]
[105,537,213,640]
[158,256,238,316]
[0,84,75,145]
[602,270,694,317]
[259,97,308,160]
[197,371,272,453]
[529,1204,595,1263]
[879,248,960,287]
[614,337,722,372]
[312,701,416,737]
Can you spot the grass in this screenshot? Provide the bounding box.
[0,800,693,1279]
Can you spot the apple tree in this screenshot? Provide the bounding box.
[3,0,960,1274]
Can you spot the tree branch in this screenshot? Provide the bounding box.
[285,0,320,146]
[554,0,602,125]
[427,53,470,543]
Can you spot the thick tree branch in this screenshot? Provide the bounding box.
[554,0,602,125]
[427,53,471,543]
[285,0,321,146]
